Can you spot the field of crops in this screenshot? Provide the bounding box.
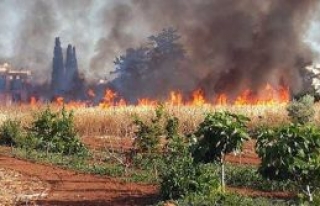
[0,103,307,136]
[0,102,320,205]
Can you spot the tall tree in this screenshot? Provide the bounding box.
[111,28,186,102]
[51,37,64,96]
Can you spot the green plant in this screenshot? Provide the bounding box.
[0,120,24,146]
[160,116,220,200]
[225,164,295,192]
[166,116,179,138]
[160,153,219,200]
[287,94,315,124]
[27,107,87,155]
[256,124,320,202]
[133,104,165,153]
[192,112,250,192]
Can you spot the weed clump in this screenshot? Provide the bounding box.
[27,107,87,155]
[133,105,165,153]
[0,120,24,146]
[287,94,315,124]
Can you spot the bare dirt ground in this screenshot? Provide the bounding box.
[0,138,292,205]
[0,155,158,206]
[0,167,48,205]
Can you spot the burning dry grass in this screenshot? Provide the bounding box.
[2,103,319,138]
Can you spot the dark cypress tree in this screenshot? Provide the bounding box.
[65,45,81,92]
[72,46,80,85]
[51,37,64,96]
[65,44,74,91]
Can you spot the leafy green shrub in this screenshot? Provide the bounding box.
[160,116,220,200]
[0,120,24,146]
[27,107,87,155]
[286,94,315,124]
[225,164,295,192]
[256,124,320,202]
[166,116,179,138]
[132,152,164,171]
[133,105,165,153]
[192,112,250,192]
[160,154,220,200]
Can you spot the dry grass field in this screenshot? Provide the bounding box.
[2,103,320,138]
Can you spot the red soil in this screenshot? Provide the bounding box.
[0,139,292,205]
[0,155,158,206]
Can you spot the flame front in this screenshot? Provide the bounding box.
[99,89,118,108]
[42,83,290,108]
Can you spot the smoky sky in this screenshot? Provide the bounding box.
[0,0,320,95]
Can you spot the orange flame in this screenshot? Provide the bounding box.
[216,94,228,106]
[55,97,64,106]
[169,91,183,106]
[30,96,37,106]
[234,90,252,106]
[138,98,158,107]
[190,89,206,106]
[99,89,117,108]
[31,83,290,108]
[87,89,96,98]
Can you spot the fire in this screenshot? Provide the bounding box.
[99,89,118,108]
[169,91,183,106]
[30,96,37,106]
[234,90,252,106]
[190,89,206,106]
[225,84,289,106]
[56,97,64,106]
[29,84,290,108]
[138,98,158,107]
[87,89,96,98]
[216,94,228,106]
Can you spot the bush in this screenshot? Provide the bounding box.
[256,124,320,202]
[133,105,165,153]
[0,120,24,146]
[27,107,87,155]
[192,112,250,192]
[160,153,220,200]
[287,94,315,124]
[160,122,220,200]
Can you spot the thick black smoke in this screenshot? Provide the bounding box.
[127,0,319,97]
[0,0,319,99]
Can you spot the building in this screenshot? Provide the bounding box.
[0,63,31,104]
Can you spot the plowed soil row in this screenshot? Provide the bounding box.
[0,155,158,206]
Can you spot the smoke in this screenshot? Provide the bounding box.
[0,0,319,96]
[130,0,319,96]
[13,0,57,82]
[90,3,135,79]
